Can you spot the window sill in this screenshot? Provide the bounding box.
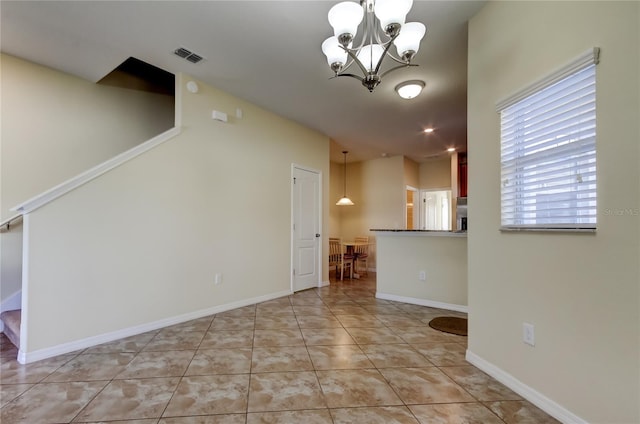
[500,227,596,234]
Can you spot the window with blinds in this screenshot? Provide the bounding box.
[498,49,599,231]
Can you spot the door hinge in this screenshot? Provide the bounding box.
[293,177,296,184]
[293,269,296,276]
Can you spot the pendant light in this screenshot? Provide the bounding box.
[336,151,355,206]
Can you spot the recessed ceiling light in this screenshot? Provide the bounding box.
[424,128,434,133]
[447,147,456,152]
[395,80,425,99]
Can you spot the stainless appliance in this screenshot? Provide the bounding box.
[456,197,467,231]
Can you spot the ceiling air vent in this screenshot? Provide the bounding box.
[173,47,204,64]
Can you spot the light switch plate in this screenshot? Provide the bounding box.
[523,322,535,346]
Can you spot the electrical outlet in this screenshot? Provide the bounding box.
[419,270,426,281]
[214,273,223,285]
[523,322,535,346]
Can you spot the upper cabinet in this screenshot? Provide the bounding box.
[458,152,468,198]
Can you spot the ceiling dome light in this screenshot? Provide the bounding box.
[447,147,456,152]
[395,80,425,99]
[424,128,434,133]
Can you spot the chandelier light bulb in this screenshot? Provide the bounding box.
[393,22,426,61]
[357,44,385,72]
[322,36,348,71]
[374,0,413,35]
[328,1,364,45]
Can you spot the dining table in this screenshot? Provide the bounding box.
[341,241,370,278]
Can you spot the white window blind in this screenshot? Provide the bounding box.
[499,49,599,230]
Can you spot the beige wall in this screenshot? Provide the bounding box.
[329,160,344,239]
[333,155,406,269]
[403,157,419,189]
[0,54,175,304]
[468,2,639,423]
[419,157,452,190]
[0,54,175,219]
[22,73,329,353]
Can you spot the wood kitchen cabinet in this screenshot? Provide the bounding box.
[458,152,467,198]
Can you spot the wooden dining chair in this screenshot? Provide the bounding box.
[353,236,369,277]
[329,238,353,281]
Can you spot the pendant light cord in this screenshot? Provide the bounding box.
[343,151,348,196]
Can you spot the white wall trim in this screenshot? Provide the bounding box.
[19,289,292,364]
[466,350,588,424]
[376,291,468,313]
[11,126,182,215]
[17,214,31,363]
[319,280,330,288]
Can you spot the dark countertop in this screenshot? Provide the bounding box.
[370,229,467,237]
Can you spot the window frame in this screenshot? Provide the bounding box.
[497,48,600,233]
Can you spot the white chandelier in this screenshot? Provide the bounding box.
[321,0,426,92]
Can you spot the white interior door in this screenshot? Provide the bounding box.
[292,166,321,292]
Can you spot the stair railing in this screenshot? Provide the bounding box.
[0,213,23,233]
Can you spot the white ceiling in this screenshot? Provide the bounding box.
[1,0,486,163]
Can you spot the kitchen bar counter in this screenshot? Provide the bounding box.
[373,229,468,312]
[371,229,467,237]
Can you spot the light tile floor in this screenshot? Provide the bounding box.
[0,273,560,423]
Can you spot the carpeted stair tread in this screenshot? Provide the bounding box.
[0,309,21,349]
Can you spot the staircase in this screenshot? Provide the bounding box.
[0,310,21,350]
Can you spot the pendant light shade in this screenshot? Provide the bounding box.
[336,196,355,206]
[336,151,354,206]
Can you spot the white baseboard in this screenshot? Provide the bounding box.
[0,290,22,333]
[376,291,468,313]
[319,280,330,287]
[465,350,588,424]
[19,289,292,364]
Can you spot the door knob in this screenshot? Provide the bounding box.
[316,233,321,237]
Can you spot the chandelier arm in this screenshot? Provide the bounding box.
[338,47,359,73]
[336,57,356,74]
[384,51,410,65]
[373,34,399,75]
[343,48,370,77]
[334,73,365,83]
[379,63,417,79]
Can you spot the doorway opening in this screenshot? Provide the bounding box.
[420,190,452,231]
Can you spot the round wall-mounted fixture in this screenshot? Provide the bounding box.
[395,80,425,99]
[186,81,199,93]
